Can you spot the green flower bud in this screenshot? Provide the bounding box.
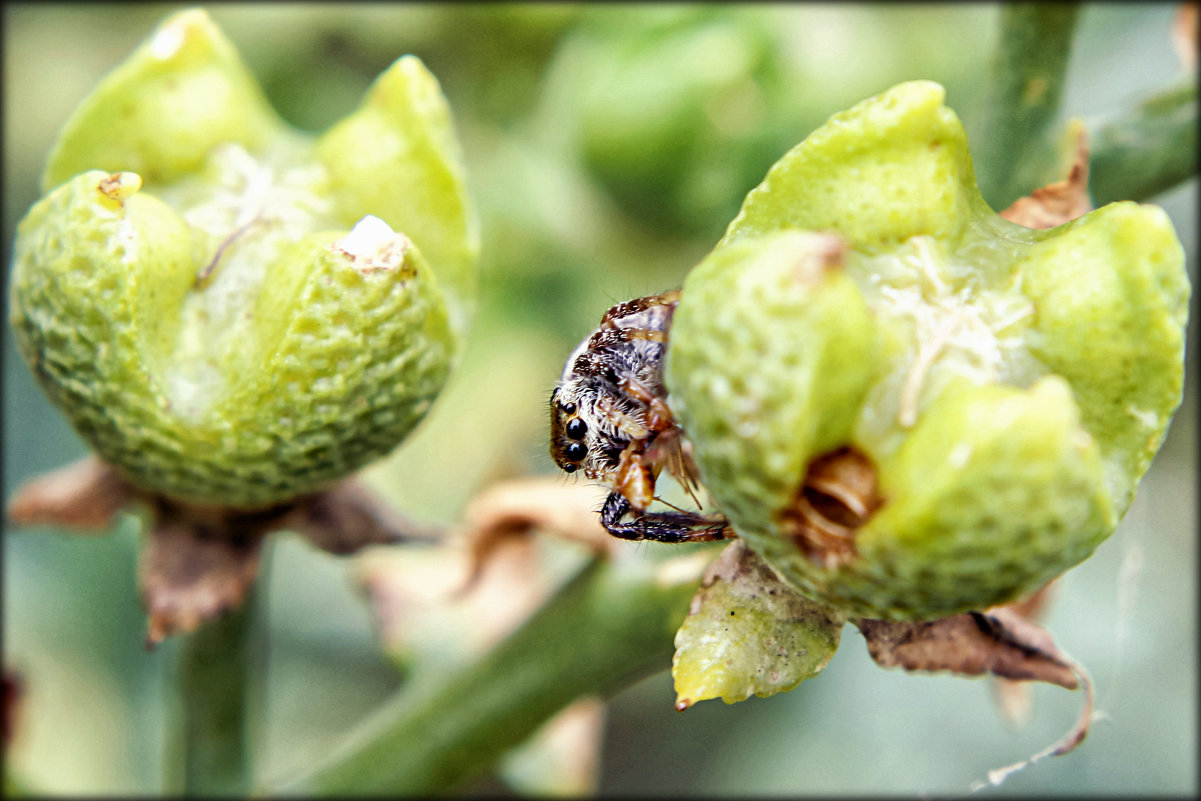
[9,9,476,509]
[667,81,1188,619]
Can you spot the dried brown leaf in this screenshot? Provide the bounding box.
[283,478,443,555]
[1174,3,1198,70]
[1000,125,1092,229]
[855,609,1078,689]
[10,458,443,645]
[139,514,265,647]
[6,455,133,531]
[458,477,615,595]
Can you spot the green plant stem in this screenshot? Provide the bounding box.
[972,3,1081,209]
[275,554,704,796]
[1089,80,1198,205]
[166,580,262,795]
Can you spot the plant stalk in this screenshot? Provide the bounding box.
[165,569,265,796]
[275,554,703,796]
[1089,80,1198,204]
[972,3,1081,209]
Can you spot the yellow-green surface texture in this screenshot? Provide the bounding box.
[9,9,477,508]
[667,80,1188,619]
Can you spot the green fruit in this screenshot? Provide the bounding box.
[9,10,476,509]
[667,81,1188,619]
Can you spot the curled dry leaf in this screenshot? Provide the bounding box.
[281,478,443,555]
[672,540,848,710]
[355,478,614,795]
[1000,124,1093,229]
[857,605,1096,782]
[358,478,612,665]
[458,477,616,596]
[971,661,1095,792]
[357,534,554,665]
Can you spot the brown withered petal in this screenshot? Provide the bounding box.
[358,533,554,661]
[281,478,443,555]
[457,478,615,596]
[855,609,1078,689]
[6,455,133,531]
[9,454,437,645]
[1001,125,1092,229]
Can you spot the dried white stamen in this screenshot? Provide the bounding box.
[334,215,411,272]
[870,238,1038,429]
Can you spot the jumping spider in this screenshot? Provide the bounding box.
[549,290,731,543]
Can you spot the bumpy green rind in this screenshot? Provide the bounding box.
[11,172,451,506]
[668,81,1188,619]
[11,172,453,508]
[12,10,477,509]
[318,56,479,339]
[667,231,878,530]
[1017,202,1188,511]
[42,9,284,191]
[721,80,987,251]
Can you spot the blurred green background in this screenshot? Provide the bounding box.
[3,3,1195,795]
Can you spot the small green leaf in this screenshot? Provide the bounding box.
[673,541,847,707]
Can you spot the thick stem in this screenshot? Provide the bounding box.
[165,570,264,796]
[1089,80,1198,204]
[274,554,703,796]
[971,3,1081,209]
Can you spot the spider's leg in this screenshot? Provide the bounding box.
[600,491,731,543]
[614,444,656,510]
[616,375,673,431]
[599,291,681,326]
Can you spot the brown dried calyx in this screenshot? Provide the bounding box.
[1000,125,1092,229]
[7,455,440,646]
[779,446,880,569]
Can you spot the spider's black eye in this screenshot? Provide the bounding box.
[566,418,587,440]
[564,441,587,462]
[562,402,577,415]
[561,462,577,473]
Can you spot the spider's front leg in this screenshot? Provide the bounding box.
[600,490,730,543]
